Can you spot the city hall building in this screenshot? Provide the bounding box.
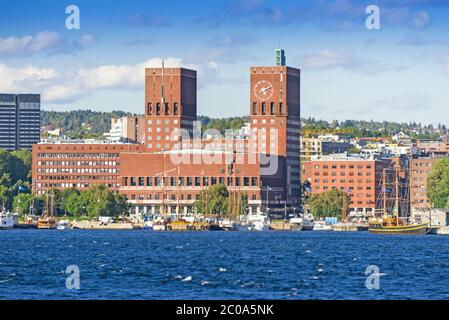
[32,50,301,216]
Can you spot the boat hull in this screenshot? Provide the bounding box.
[369,223,429,235]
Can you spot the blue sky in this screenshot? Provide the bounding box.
[0,0,449,125]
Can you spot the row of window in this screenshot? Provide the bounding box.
[37,176,117,181]
[128,193,259,201]
[38,161,118,166]
[123,176,260,188]
[313,164,373,169]
[252,102,284,115]
[37,168,118,174]
[314,178,373,184]
[37,153,120,159]
[36,183,117,193]
[148,102,179,116]
[314,171,372,177]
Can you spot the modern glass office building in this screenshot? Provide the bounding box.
[0,94,40,150]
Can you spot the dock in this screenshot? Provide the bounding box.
[332,223,358,232]
[71,221,134,230]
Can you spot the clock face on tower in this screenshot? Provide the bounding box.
[254,80,273,101]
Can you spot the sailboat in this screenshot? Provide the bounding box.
[38,193,56,229]
[369,167,429,235]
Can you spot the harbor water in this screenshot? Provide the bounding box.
[1,230,449,300]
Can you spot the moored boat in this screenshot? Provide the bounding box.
[369,167,429,235]
[301,214,315,231]
[0,207,14,230]
[247,213,269,231]
[38,216,57,229]
[56,220,71,230]
[313,220,333,231]
[369,216,428,234]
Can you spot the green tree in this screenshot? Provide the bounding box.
[13,193,36,216]
[427,158,449,208]
[64,190,85,216]
[307,189,349,219]
[348,146,361,154]
[82,184,128,218]
[195,184,229,215]
[10,149,32,181]
[0,185,13,209]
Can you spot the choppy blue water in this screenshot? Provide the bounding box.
[1,230,449,300]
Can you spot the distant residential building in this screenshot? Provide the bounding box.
[415,139,448,156]
[0,93,40,150]
[108,116,145,144]
[322,141,352,155]
[300,135,352,161]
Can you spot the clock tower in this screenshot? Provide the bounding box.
[249,50,301,211]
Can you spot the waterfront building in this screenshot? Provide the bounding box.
[302,154,394,217]
[32,50,302,216]
[32,141,144,195]
[409,157,441,214]
[0,93,40,150]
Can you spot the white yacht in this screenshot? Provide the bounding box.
[247,213,269,231]
[313,220,333,231]
[152,215,166,231]
[301,214,315,231]
[289,217,303,231]
[56,220,71,230]
[0,208,14,230]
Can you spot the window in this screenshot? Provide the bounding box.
[270,102,275,115]
[138,177,145,186]
[148,103,153,115]
[279,102,284,114]
[251,177,258,186]
[130,177,136,186]
[146,177,152,186]
[165,103,169,115]
[261,102,266,115]
[156,103,161,115]
[252,102,257,115]
[174,103,178,115]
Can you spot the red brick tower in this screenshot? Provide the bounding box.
[144,63,197,152]
[249,52,301,209]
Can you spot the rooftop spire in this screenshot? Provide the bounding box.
[161,59,165,104]
[275,48,286,66]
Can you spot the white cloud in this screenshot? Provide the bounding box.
[412,10,430,29]
[0,64,59,92]
[364,94,432,114]
[0,57,219,104]
[296,49,405,75]
[297,49,357,70]
[0,32,95,57]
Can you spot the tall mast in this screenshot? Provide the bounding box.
[161,60,165,104]
[383,168,387,216]
[395,168,399,220]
